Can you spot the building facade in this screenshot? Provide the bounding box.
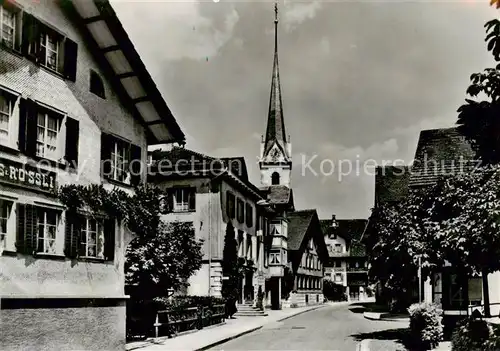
[0,0,184,349]
[321,216,369,301]
[148,148,275,307]
[286,210,328,307]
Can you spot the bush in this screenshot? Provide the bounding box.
[408,302,443,350]
[451,317,493,351]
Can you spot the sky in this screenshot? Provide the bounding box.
[111,0,499,220]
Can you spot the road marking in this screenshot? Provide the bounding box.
[357,339,371,351]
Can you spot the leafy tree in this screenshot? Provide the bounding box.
[58,184,204,299]
[457,19,500,165]
[365,201,420,311]
[420,167,500,317]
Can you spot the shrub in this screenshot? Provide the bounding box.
[408,302,443,350]
[451,317,493,351]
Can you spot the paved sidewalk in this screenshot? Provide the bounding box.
[360,339,451,351]
[126,302,346,351]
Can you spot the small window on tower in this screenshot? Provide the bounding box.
[271,172,280,185]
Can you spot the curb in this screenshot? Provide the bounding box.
[196,304,327,350]
[194,325,264,351]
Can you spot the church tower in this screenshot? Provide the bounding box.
[259,1,292,188]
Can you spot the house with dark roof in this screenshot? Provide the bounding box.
[0,0,184,349]
[148,148,276,311]
[285,210,329,307]
[321,216,369,301]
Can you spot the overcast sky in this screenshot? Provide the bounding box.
[112,0,498,220]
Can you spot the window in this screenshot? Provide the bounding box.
[90,70,105,99]
[335,273,342,283]
[173,188,195,212]
[335,260,341,268]
[245,203,253,227]
[0,200,11,249]
[226,192,235,219]
[101,133,141,185]
[1,5,15,49]
[334,244,342,253]
[270,252,281,265]
[79,217,104,258]
[36,110,60,160]
[37,208,58,254]
[236,198,244,223]
[0,92,14,140]
[21,14,78,81]
[271,172,280,185]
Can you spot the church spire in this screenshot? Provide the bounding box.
[263,0,289,159]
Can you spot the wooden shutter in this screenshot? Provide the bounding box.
[17,204,36,254]
[63,38,78,82]
[101,133,113,179]
[18,99,27,153]
[21,13,34,56]
[65,117,79,169]
[188,188,196,211]
[16,204,25,252]
[64,212,80,258]
[103,218,115,262]
[167,189,174,212]
[130,144,142,186]
[25,99,37,157]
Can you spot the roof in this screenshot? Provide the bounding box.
[321,218,368,258]
[409,127,476,188]
[375,165,411,206]
[287,209,329,260]
[61,0,185,145]
[260,185,294,208]
[148,147,263,199]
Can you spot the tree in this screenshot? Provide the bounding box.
[58,184,204,299]
[221,221,242,307]
[125,221,203,299]
[457,19,500,165]
[419,167,500,317]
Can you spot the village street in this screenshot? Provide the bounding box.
[208,303,408,351]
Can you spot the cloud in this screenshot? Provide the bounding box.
[111,1,239,62]
[283,1,322,32]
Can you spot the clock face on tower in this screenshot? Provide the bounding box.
[270,148,280,161]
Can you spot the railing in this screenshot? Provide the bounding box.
[153,304,225,338]
[347,267,367,273]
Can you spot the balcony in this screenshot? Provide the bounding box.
[347,267,367,273]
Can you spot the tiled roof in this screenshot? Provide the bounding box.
[375,165,411,205]
[336,219,368,242]
[148,147,262,198]
[409,127,476,188]
[260,185,294,206]
[321,218,368,258]
[287,209,329,260]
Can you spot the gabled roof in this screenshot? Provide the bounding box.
[409,127,476,188]
[287,210,328,261]
[148,147,263,200]
[61,0,185,145]
[260,185,294,209]
[321,218,368,258]
[375,165,410,206]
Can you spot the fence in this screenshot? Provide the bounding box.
[153,304,225,338]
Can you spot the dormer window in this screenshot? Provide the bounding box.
[90,70,105,99]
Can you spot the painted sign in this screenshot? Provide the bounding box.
[0,158,57,193]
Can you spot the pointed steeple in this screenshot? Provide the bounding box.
[263,1,289,159]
